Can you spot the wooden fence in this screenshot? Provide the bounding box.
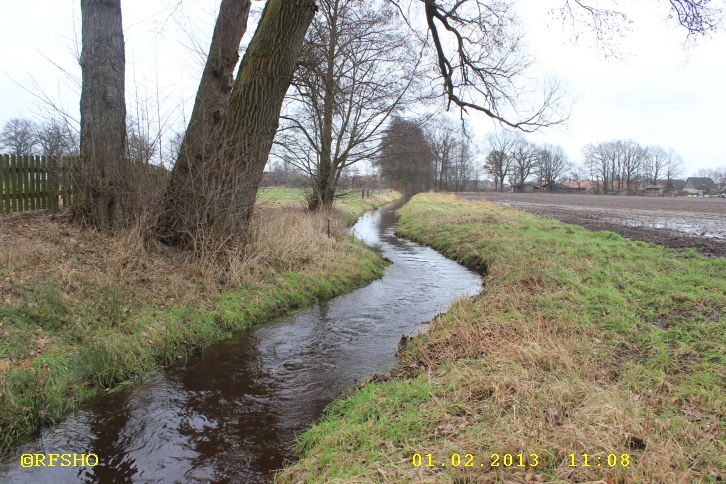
[0,154,77,214]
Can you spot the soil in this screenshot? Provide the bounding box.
[457,192,726,257]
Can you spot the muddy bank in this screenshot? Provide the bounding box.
[457,193,726,257]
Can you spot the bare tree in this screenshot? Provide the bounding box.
[274,0,419,210]
[427,117,476,191]
[429,118,457,190]
[413,0,566,131]
[510,134,537,187]
[617,140,646,192]
[78,0,128,230]
[643,145,671,184]
[0,118,38,155]
[535,144,569,191]
[35,117,79,158]
[695,166,726,191]
[583,141,615,193]
[664,148,684,187]
[451,130,475,191]
[567,161,588,190]
[159,0,252,244]
[484,130,516,191]
[127,117,157,165]
[207,0,316,246]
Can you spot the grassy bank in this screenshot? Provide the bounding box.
[257,187,398,225]
[0,190,399,452]
[278,193,725,482]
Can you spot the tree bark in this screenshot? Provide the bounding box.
[78,0,127,230]
[159,0,252,243]
[310,0,338,211]
[212,0,316,238]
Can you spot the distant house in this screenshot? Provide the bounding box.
[591,179,626,194]
[540,182,568,193]
[670,179,687,192]
[644,185,665,196]
[511,182,540,193]
[561,181,593,193]
[683,177,717,195]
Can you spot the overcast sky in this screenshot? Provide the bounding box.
[1,0,724,175]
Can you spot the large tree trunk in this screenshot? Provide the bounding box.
[159,0,252,243]
[78,0,127,230]
[208,0,316,241]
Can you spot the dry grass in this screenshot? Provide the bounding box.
[0,202,370,374]
[0,193,399,450]
[231,207,348,283]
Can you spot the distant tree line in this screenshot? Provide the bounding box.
[582,140,685,193]
[483,131,571,192]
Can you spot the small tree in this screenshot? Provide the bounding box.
[485,131,516,191]
[0,118,38,155]
[274,0,419,210]
[35,117,79,158]
[536,144,569,191]
[510,134,537,188]
[376,117,435,194]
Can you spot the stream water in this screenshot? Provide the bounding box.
[0,201,481,483]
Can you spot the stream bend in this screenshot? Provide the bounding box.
[0,201,481,483]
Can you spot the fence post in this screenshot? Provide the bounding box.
[0,155,6,213]
[29,155,37,211]
[20,155,29,211]
[39,155,46,209]
[10,154,18,212]
[36,155,44,210]
[0,155,7,213]
[48,157,59,210]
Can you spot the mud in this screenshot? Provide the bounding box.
[457,193,726,257]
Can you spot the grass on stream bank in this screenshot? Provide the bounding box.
[278,193,725,483]
[0,189,399,453]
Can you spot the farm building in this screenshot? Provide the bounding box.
[561,181,594,193]
[511,182,541,193]
[683,177,717,195]
[644,185,665,196]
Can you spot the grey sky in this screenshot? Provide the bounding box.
[1,0,724,175]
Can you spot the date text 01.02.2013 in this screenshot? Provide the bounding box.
[412,453,539,469]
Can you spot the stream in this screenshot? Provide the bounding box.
[0,201,481,483]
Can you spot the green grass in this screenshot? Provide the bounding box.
[257,187,309,201]
[0,191,400,453]
[278,193,725,483]
[257,187,399,226]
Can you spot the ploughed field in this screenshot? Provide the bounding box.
[458,192,726,257]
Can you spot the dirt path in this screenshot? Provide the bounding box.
[457,193,726,257]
